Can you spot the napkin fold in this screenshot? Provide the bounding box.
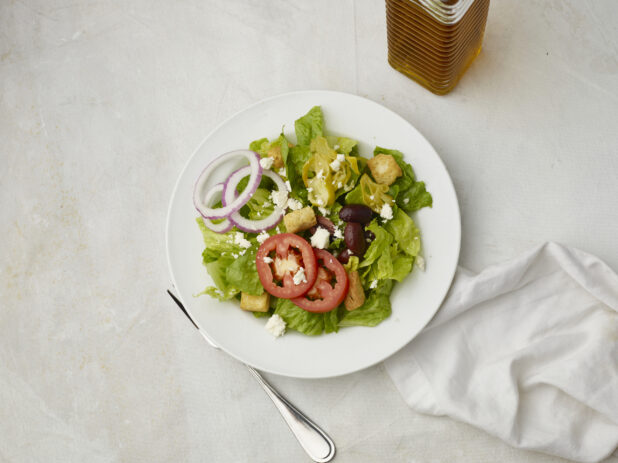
[385,242,618,462]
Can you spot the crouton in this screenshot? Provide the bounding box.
[267,144,285,169]
[367,154,402,186]
[344,271,365,311]
[240,292,270,312]
[283,207,316,234]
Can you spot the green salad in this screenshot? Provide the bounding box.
[194,106,432,337]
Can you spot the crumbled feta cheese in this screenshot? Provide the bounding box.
[379,203,393,221]
[307,187,313,193]
[293,267,307,285]
[333,144,340,150]
[369,280,378,289]
[263,256,273,264]
[285,180,292,192]
[256,231,270,244]
[232,253,238,258]
[416,256,425,271]
[265,314,286,338]
[270,189,288,209]
[403,198,409,204]
[329,159,341,171]
[259,157,274,170]
[233,232,252,248]
[316,198,324,206]
[337,182,342,189]
[316,170,324,180]
[333,227,344,240]
[287,198,303,210]
[369,195,375,200]
[310,227,330,249]
[336,154,345,162]
[278,168,286,177]
[317,206,329,216]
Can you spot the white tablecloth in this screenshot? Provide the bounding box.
[1,1,617,461]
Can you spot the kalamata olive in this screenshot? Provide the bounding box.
[365,230,376,242]
[308,225,318,235]
[316,216,336,234]
[337,248,354,265]
[344,222,366,256]
[339,204,373,223]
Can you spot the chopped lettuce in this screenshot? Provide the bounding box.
[197,218,246,263]
[225,249,263,295]
[241,187,275,220]
[250,133,289,165]
[339,279,393,327]
[391,254,415,281]
[200,255,239,300]
[374,146,432,212]
[359,220,393,270]
[286,145,311,202]
[294,106,324,146]
[196,218,263,298]
[249,137,269,154]
[344,183,366,206]
[274,298,340,336]
[359,215,419,284]
[384,207,421,258]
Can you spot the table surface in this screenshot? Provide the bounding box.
[2,0,617,462]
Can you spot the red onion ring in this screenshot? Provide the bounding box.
[223,167,288,233]
[199,183,234,233]
[193,150,262,219]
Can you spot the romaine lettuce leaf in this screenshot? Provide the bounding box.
[384,207,421,257]
[200,255,239,300]
[339,279,393,327]
[359,220,393,269]
[295,106,324,146]
[196,218,263,298]
[274,298,340,336]
[249,138,269,154]
[390,254,414,282]
[344,183,366,206]
[286,145,311,202]
[249,133,289,165]
[197,218,245,263]
[226,249,263,295]
[399,181,432,212]
[240,187,275,220]
[359,217,417,284]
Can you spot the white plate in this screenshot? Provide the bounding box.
[166,90,460,378]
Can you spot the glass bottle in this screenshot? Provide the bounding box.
[386,0,490,95]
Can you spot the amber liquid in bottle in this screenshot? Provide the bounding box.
[386,0,490,95]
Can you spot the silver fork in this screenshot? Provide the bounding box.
[167,290,336,463]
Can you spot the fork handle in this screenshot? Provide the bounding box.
[246,366,336,463]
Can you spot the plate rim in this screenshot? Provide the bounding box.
[166,89,461,378]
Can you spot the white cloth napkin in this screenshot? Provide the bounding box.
[385,242,618,462]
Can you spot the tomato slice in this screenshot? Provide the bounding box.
[291,249,349,313]
[256,233,317,299]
